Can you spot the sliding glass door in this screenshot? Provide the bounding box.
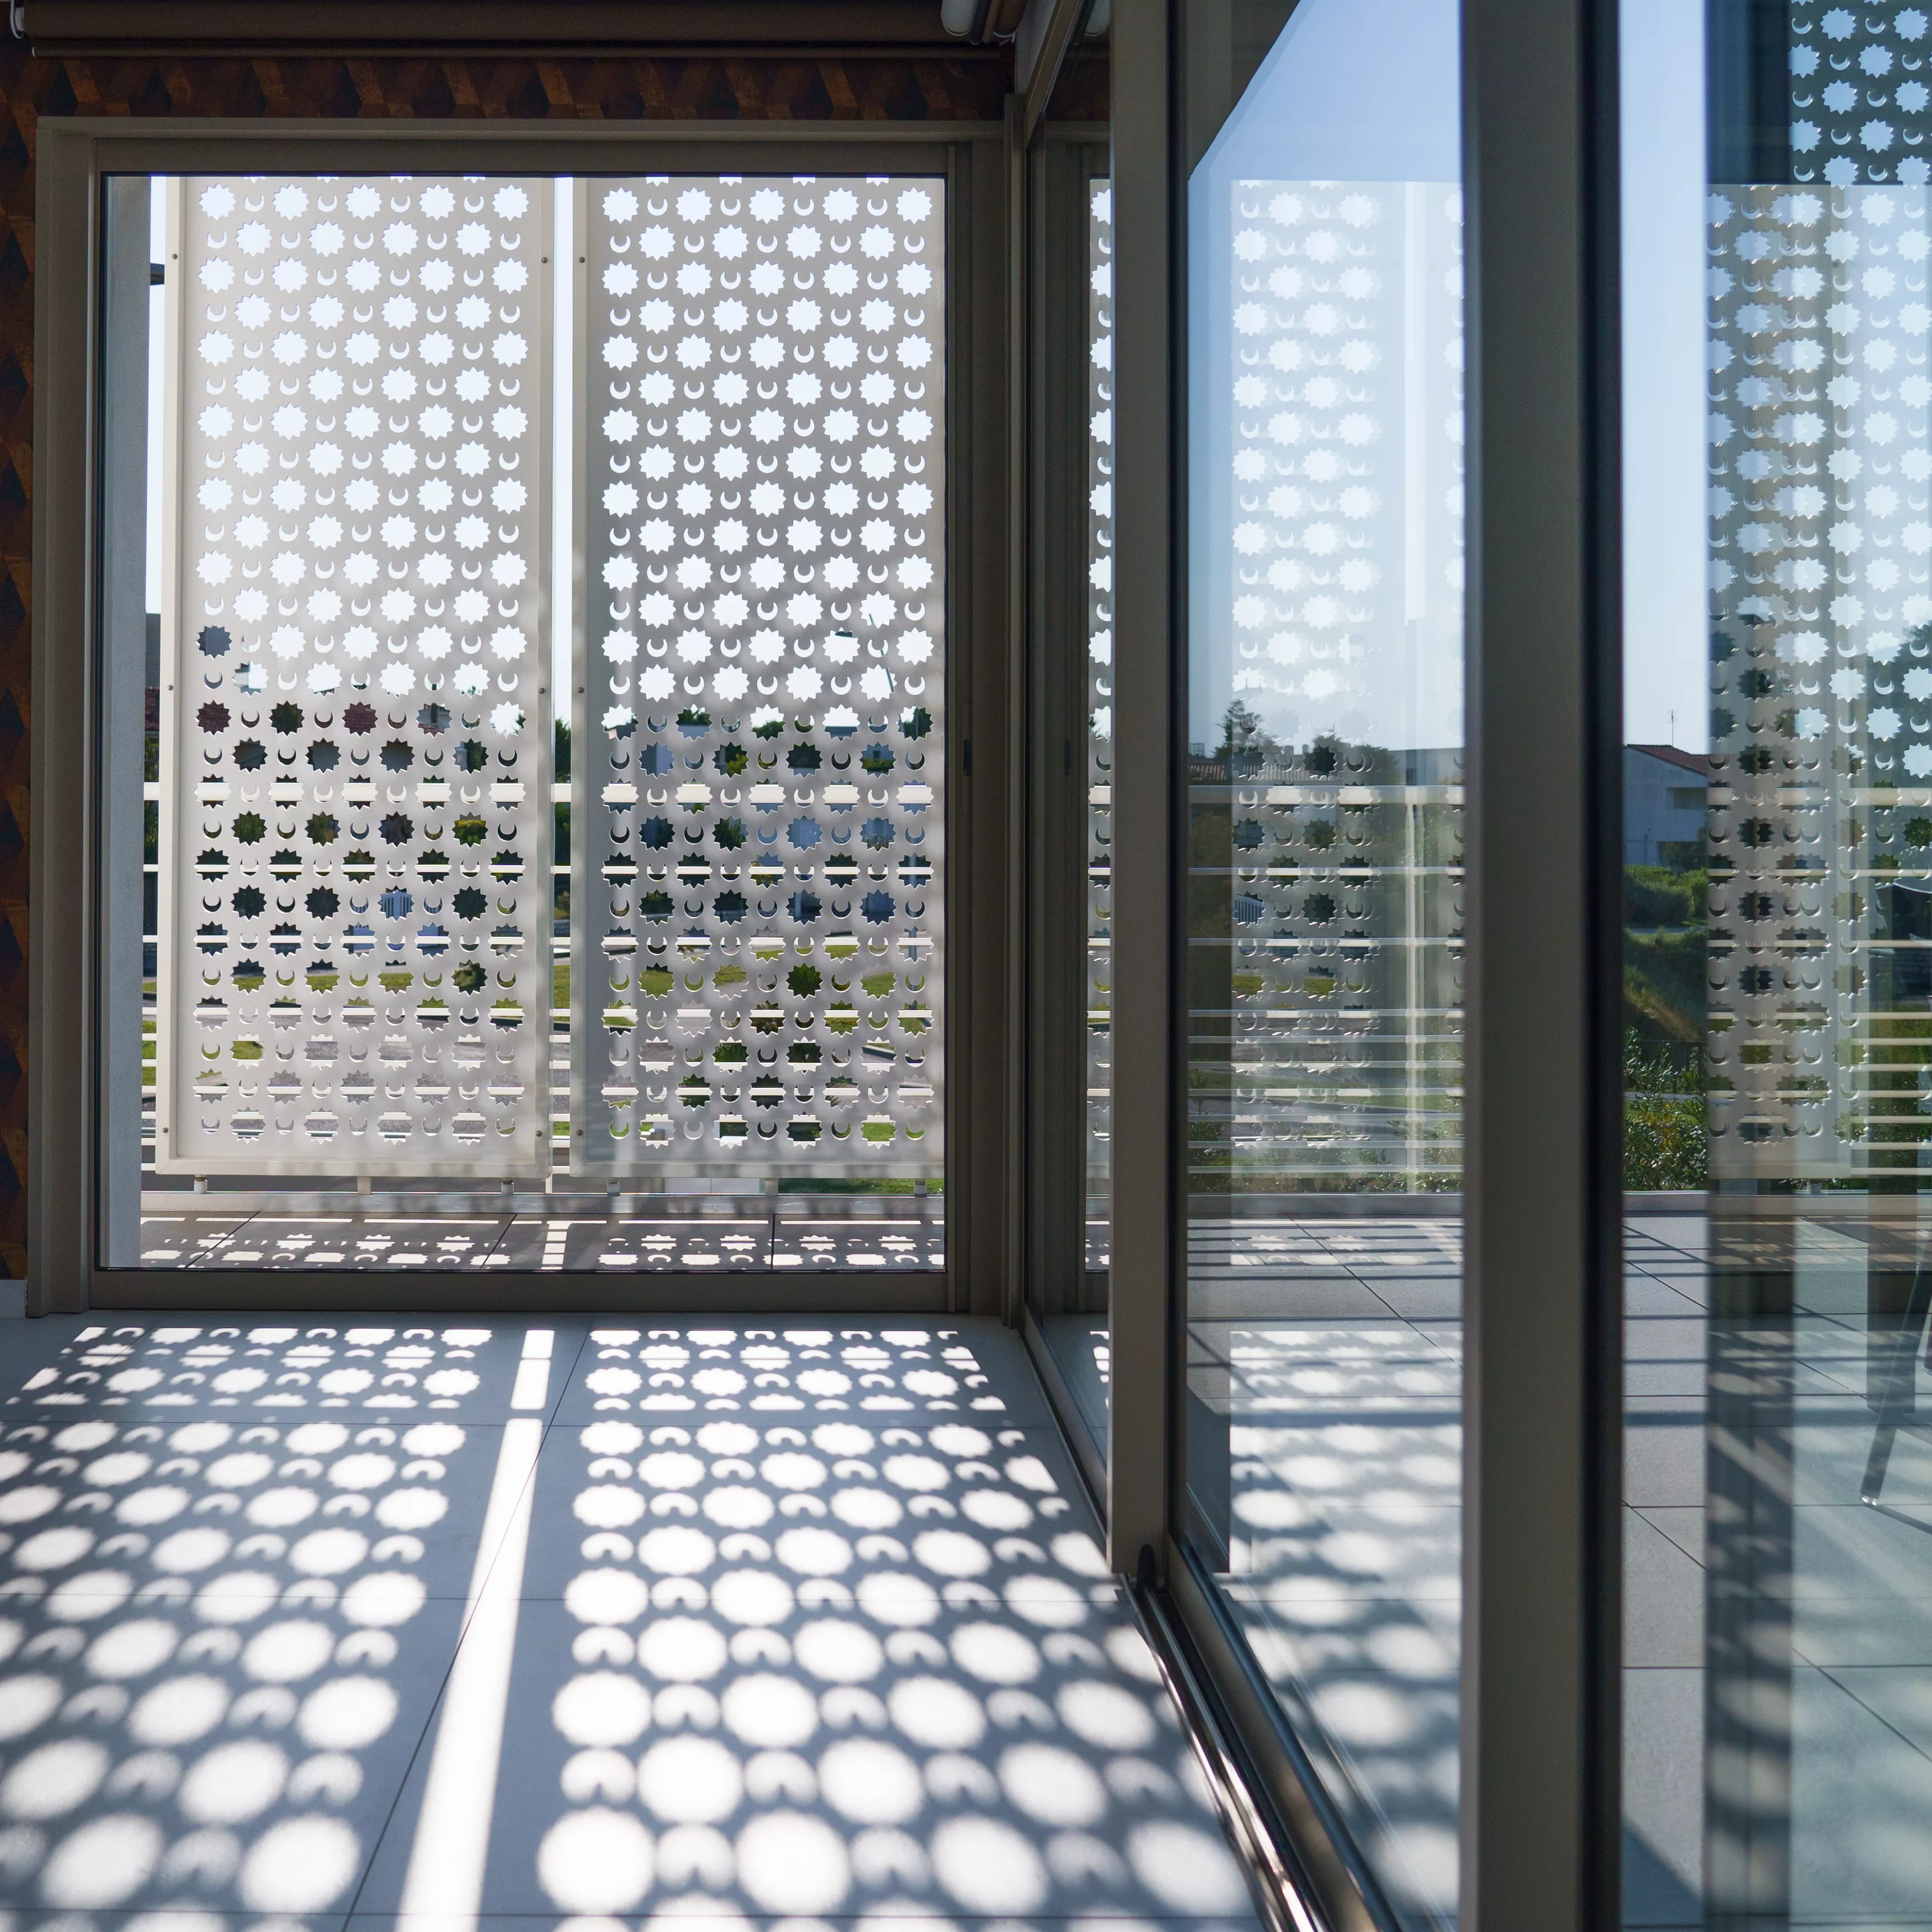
[1173,5,1467,1922]
[1621,5,1932,1926]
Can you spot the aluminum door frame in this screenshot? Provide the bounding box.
[1102,3,1628,1930]
[30,117,1015,1317]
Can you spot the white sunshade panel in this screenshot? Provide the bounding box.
[155,175,554,1178]
[571,174,947,1176]
[1088,177,1113,1200]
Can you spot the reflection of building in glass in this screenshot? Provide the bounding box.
[1187,738,1463,1191]
[1198,180,1463,757]
[1624,743,1709,868]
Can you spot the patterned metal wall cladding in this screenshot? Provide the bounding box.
[155,176,553,1177]
[570,175,945,1176]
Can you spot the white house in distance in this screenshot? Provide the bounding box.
[1624,743,1708,869]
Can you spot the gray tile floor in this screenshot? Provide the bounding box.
[0,1317,1257,1931]
[1183,1209,1932,1932]
[1185,1217,1460,1931]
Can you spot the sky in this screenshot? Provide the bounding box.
[1175,0,1715,755]
[1620,0,1711,750]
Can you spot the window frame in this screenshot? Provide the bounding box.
[1017,122,1111,1506]
[1101,2,1629,1930]
[31,117,1015,1316]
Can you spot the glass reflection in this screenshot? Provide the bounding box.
[1179,0,1465,1923]
[1090,173,1117,1276]
[1027,129,1113,1466]
[1622,2,1932,1926]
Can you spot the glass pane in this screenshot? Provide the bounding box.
[1067,168,1115,1440]
[1621,2,1932,1924]
[109,171,948,1273]
[1178,0,1465,1921]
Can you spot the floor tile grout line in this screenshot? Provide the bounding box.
[345,1322,1115,1923]
[543,1325,592,1425]
[392,1411,547,1923]
[340,1433,545,1917]
[342,1345,561,1922]
[1806,1652,1932,1777]
[472,1214,520,1269]
[331,1918,1276,1926]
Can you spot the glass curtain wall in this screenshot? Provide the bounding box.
[1620,2,1932,1926]
[1176,2,1466,1923]
[112,169,951,1276]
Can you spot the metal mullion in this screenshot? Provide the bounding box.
[1022,134,1104,1341]
[1104,0,1173,1575]
[1460,1,1623,1930]
[950,129,1019,1320]
[1004,94,1030,1328]
[81,125,1007,183]
[97,176,152,1272]
[30,122,106,1312]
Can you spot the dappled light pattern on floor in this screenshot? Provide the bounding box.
[1187,1216,1463,1928]
[0,1319,1260,1931]
[0,1321,525,1921]
[5,1321,537,1413]
[497,1406,1250,1923]
[563,1326,1031,1422]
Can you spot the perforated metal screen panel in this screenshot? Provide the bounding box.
[155,175,554,1178]
[1705,184,1932,1175]
[570,175,947,1176]
[1087,178,1114,1202]
[1694,17,1932,1180]
[1190,181,1464,1190]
